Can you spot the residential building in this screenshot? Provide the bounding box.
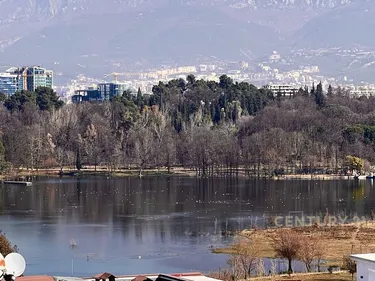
[351,253,375,281]
[269,51,281,62]
[0,66,53,95]
[264,84,299,97]
[347,85,375,97]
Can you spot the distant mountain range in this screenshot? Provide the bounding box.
[0,0,373,82]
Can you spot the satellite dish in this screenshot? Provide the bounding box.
[4,253,26,277]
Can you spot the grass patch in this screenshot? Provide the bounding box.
[214,222,375,265]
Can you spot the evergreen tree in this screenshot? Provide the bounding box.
[310,83,315,96]
[304,85,309,96]
[315,82,326,107]
[186,74,196,85]
[136,88,144,108]
[35,86,64,111]
[327,85,333,98]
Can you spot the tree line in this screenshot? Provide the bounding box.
[0,76,374,177]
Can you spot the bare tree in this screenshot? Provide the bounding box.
[272,229,302,274]
[0,231,17,256]
[227,239,260,280]
[255,258,266,277]
[298,234,325,272]
[342,255,356,281]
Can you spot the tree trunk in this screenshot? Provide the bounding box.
[306,263,311,272]
[317,259,321,272]
[288,258,293,275]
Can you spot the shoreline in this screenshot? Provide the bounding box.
[0,167,358,180]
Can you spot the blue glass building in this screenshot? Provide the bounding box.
[0,66,54,95]
[72,82,128,103]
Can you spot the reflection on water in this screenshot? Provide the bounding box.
[0,176,373,276]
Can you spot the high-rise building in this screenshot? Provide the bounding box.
[72,82,128,103]
[0,72,21,95]
[0,66,54,95]
[97,82,127,100]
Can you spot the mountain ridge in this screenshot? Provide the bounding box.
[0,0,355,22]
[0,0,374,83]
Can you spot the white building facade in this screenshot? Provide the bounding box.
[351,253,375,281]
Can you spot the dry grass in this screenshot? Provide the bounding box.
[214,221,375,266]
[252,271,353,281]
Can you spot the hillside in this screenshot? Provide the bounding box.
[0,2,280,77]
[0,0,373,81]
[292,1,375,49]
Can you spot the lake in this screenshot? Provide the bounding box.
[0,176,373,277]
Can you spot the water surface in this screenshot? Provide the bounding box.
[0,176,372,276]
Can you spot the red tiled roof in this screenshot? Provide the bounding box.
[93,272,116,279]
[132,275,150,281]
[17,276,54,281]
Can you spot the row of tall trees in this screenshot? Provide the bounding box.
[0,77,375,176]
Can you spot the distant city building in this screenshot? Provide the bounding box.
[302,65,320,74]
[199,64,216,72]
[71,87,101,103]
[199,65,208,72]
[98,82,127,100]
[240,61,249,70]
[0,72,21,95]
[264,84,299,97]
[348,85,375,97]
[269,51,281,62]
[0,66,53,95]
[72,82,128,103]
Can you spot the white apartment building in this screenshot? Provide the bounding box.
[347,85,375,97]
[264,84,299,97]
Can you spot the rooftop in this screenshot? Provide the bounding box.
[181,276,222,281]
[0,72,17,77]
[17,276,55,281]
[20,272,220,281]
[93,272,116,279]
[351,253,375,262]
[131,275,151,281]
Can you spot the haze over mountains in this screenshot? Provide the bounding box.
[0,0,373,82]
